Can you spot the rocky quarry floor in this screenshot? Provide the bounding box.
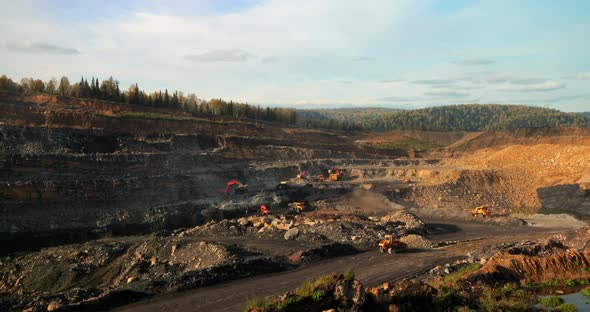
[0,210,433,312]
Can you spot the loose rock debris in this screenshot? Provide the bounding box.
[0,211,430,312]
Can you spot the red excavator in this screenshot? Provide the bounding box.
[259,204,271,215]
[221,179,248,194]
[296,170,310,179]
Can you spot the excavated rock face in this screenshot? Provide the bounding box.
[333,278,366,309]
[369,280,437,312]
[464,233,590,286]
[549,225,590,250]
[465,249,590,285]
[505,238,567,256]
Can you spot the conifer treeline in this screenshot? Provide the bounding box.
[0,74,297,125]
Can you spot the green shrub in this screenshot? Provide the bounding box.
[541,296,564,308]
[312,289,325,301]
[556,303,578,312]
[581,287,590,297]
[542,279,561,287]
[564,279,577,287]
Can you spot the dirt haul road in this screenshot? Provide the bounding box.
[114,220,569,312]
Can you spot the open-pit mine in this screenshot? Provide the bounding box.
[1,94,590,312]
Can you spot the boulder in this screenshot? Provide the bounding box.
[47,301,62,312]
[284,228,300,240]
[238,217,250,226]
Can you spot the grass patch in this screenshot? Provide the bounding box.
[243,273,339,311]
[363,137,442,151]
[541,296,564,308]
[429,263,481,289]
[275,295,303,311]
[244,297,275,311]
[557,303,578,312]
[294,273,337,297]
[479,284,535,312]
[343,269,355,281]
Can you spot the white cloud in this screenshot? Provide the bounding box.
[576,72,590,80]
[425,91,470,98]
[498,81,565,92]
[483,74,549,85]
[377,96,422,102]
[412,78,462,85]
[185,49,251,62]
[3,42,80,55]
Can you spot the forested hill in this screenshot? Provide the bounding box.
[359,104,590,131]
[299,105,590,131]
[296,107,399,130]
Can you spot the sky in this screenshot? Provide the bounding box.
[1,0,589,111]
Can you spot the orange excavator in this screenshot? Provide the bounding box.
[222,179,248,194]
[259,204,271,215]
[328,167,343,181]
[472,205,491,218]
[378,234,407,254]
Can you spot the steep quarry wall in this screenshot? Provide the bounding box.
[0,121,374,253]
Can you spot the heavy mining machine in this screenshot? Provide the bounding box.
[472,205,491,218]
[378,234,407,254]
[296,170,310,179]
[328,167,343,181]
[222,179,248,194]
[259,204,271,215]
[288,202,306,214]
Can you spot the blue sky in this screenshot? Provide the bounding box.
[1,0,589,111]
